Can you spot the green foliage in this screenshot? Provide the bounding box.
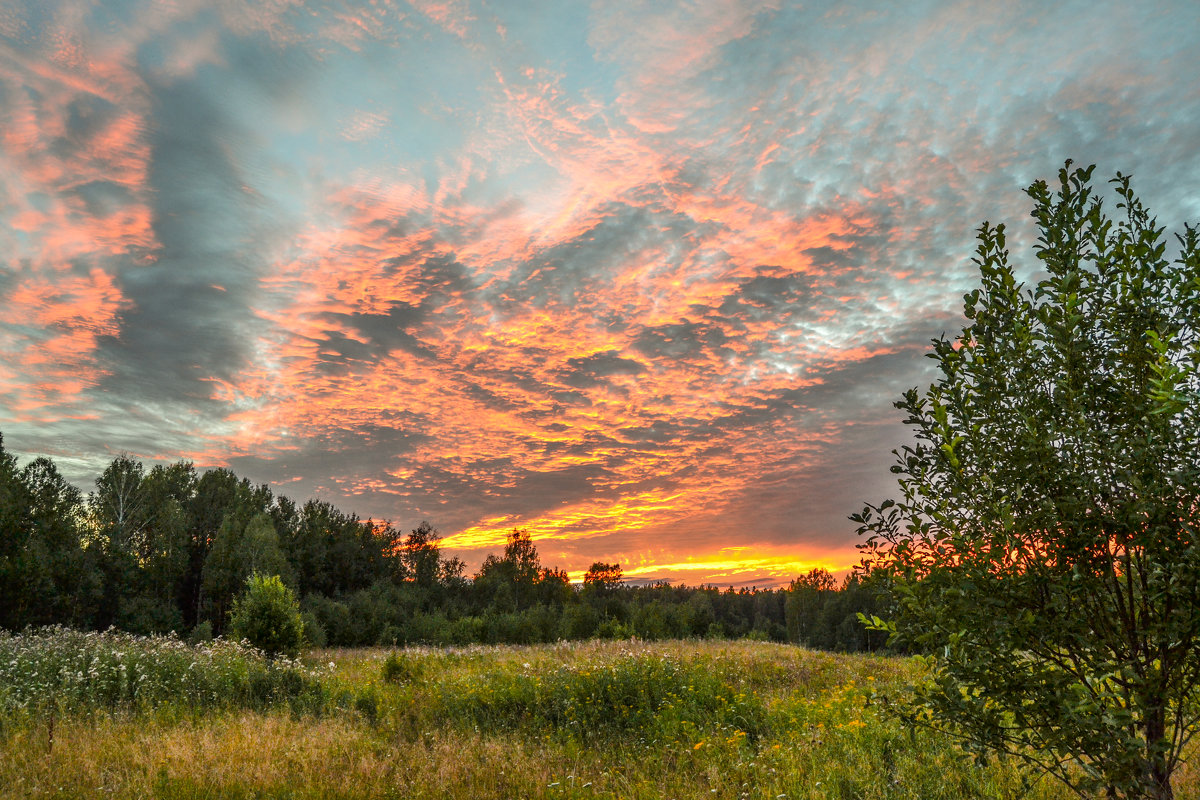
[227,574,305,659]
[558,602,600,639]
[400,521,443,591]
[474,528,548,612]
[597,618,636,640]
[0,447,98,631]
[785,571,888,652]
[299,611,326,648]
[855,163,1200,799]
[785,568,836,645]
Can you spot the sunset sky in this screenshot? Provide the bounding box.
[2,0,1199,586]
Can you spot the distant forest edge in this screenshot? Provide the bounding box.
[0,433,887,651]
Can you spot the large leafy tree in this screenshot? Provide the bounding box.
[89,455,150,629]
[401,521,444,591]
[475,528,548,612]
[22,457,97,627]
[855,164,1200,799]
[0,436,35,629]
[132,462,196,632]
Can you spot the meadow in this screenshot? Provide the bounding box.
[0,628,1172,799]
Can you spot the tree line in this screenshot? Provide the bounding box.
[0,433,885,651]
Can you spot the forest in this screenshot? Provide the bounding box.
[0,432,886,651]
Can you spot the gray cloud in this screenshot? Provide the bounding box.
[558,350,647,389]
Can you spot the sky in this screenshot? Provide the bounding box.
[2,0,1199,587]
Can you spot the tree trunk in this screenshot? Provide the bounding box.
[1142,707,1173,800]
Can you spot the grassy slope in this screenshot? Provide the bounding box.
[0,639,1117,799]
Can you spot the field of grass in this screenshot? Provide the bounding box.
[0,630,1141,799]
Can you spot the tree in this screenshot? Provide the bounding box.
[0,436,35,629]
[227,573,305,659]
[583,561,623,594]
[202,512,291,632]
[90,455,150,629]
[22,457,97,627]
[183,468,254,627]
[402,521,444,591]
[784,568,836,646]
[91,455,150,548]
[854,164,1200,799]
[131,462,195,633]
[502,528,542,586]
[476,528,543,611]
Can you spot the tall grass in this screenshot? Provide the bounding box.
[0,637,1100,799]
[421,649,768,743]
[0,626,328,718]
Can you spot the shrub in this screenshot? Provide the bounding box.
[597,619,635,640]
[303,595,352,647]
[856,164,1200,798]
[227,574,304,659]
[404,612,456,644]
[187,620,213,645]
[448,616,484,644]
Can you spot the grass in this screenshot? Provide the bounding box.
[0,633,1180,799]
[0,626,329,719]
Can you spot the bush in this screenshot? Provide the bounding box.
[117,596,184,636]
[187,620,213,645]
[597,618,635,640]
[227,574,304,659]
[448,616,484,644]
[404,612,455,645]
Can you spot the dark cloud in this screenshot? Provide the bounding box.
[96,77,259,399]
[70,181,135,218]
[229,421,429,481]
[617,418,700,445]
[494,202,703,310]
[802,245,858,272]
[319,301,430,368]
[52,94,122,158]
[631,320,730,362]
[715,270,819,330]
[558,350,646,389]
